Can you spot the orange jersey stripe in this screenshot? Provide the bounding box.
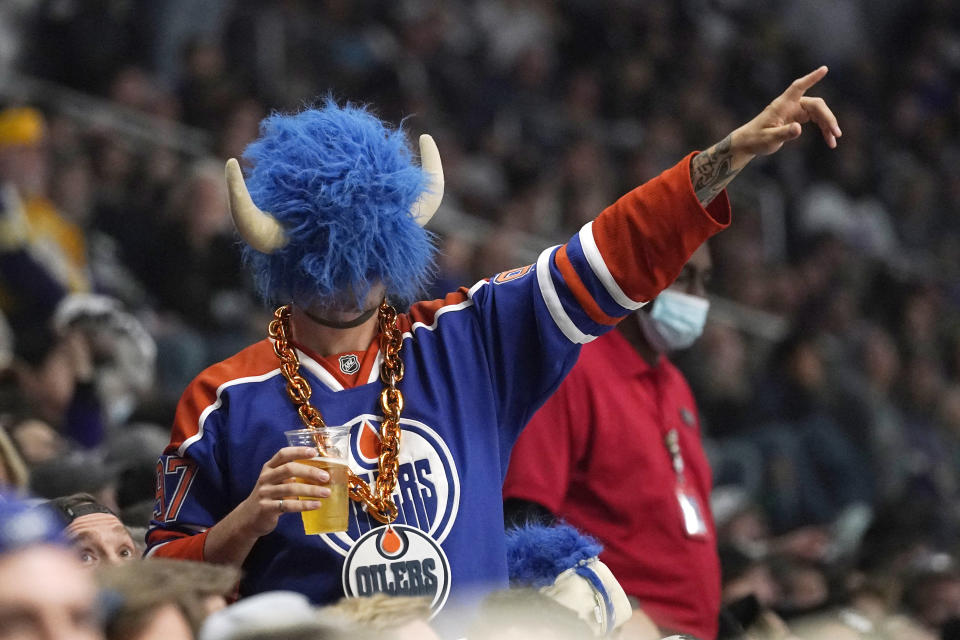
[148,529,208,561]
[147,529,192,543]
[554,245,621,326]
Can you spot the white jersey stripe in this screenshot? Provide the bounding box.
[578,221,647,311]
[400,280,488,341]
[536,246,595,345]
[178,369,282,456]
[466,279,487,298]
[367,350,384,384]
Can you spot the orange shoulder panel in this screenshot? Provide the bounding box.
[400,288,472,333]
[166,340,278,453]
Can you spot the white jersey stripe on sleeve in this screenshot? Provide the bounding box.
[398,279,488,341]
[536,246,596,345]
[578,221,647,311]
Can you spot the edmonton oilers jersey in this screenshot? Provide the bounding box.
[146,154,730,616]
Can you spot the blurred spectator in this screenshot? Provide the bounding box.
[47,492,136,568]
[319,594,439,640]
[30,449,119,512]
[199,591,348,640]
[51,293,156,430]
[719,544,780,612]
[11,323,102,436]
[145,160,248,336]
[99,559,239,637]
[0,494,103,640]
[141,159,257,399]
[0,425,28,490]
[0,106,90,296]
[178,39,241,131]
[745,332,872,532]
[467,588,594,640]
[97,562,194,640]
[7,416,64,466]
[902,556,960,637]
[4,292,151,461]
[104,423,171,527]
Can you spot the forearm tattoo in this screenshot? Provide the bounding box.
[690,135,739,207]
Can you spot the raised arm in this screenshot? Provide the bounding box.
[469,67,843,435]
[690,66,841,207]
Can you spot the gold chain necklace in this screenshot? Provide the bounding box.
[269,302,404,524]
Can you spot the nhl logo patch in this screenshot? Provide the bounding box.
[342,524,451,615]
[338,354,361,375]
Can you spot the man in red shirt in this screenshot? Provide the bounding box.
[503,243,719,639]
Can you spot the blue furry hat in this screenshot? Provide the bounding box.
[240,99,435,308]
[506,523,603,588]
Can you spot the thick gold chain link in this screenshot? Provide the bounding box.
[269,303,403,524]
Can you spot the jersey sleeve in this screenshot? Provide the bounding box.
[145,371,230,560]
[565,152,730,320]
[413,153,730,461]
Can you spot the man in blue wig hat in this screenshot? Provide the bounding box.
[147,70,841,620]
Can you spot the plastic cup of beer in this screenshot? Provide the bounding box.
[284,427,350,534]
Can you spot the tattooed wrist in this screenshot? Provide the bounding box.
[690,135,740,207]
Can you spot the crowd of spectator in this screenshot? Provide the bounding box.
[0,0,959,638]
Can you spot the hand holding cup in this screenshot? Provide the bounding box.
[238,446,332,538]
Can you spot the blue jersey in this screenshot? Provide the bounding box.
[147,154,730,616]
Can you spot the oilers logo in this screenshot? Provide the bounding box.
[342,524,451,614]
[493,264,532,284]
[320,414,461,557]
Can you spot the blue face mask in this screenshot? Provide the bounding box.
[637,289,710,353]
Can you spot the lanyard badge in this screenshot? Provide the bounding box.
[676,488,709,538]
[665,429,709,539]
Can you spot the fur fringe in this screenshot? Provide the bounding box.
[506,523,603,588]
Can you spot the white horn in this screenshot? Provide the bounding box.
[411,134,444,227]
[225,158,288,253]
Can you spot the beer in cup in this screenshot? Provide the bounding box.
[284,427,350,534]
